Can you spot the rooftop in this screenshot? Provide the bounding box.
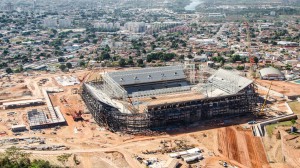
[259,67,284,77]
[107,65,186,86]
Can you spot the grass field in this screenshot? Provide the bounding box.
[266,121,294,137]
[288,101,300,114]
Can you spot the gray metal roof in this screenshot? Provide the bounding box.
[208,69,253,94]
[259,67,284,77]
[107,66,186,86]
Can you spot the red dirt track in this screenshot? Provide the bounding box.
[218,126,270,168]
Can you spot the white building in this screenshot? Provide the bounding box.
[43,18,57,28]
[93,22,120,31]
[259,67,285,80]
[124,22,146,33]
[59,18,73,28]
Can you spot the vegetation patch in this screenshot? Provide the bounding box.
[266,121,294,137]
[288,101,300,114]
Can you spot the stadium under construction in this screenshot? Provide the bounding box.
[81,65,258,133]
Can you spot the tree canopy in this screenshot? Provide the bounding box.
[0,146,58,168]
[146,52,176,62]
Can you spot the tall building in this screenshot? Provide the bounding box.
[124,22,146,33]
[43,18,58,28]
[59,18,73,28]
[32,0,37,10]
[4,2,14,11]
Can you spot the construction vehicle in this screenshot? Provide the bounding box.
[68,104,84,121]
[72,110,83,121]
[60,96,67,104]
[258,81,273,116]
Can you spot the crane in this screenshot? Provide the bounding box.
[258,81,273,116]
[244,21,255,66]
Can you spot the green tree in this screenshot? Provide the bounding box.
[187,54,193,59]
[119,58,126,67]
[4,146,31,163]
[58,57,65,62]
[2,49,9,56]
[137,59,144,67]
[30,159,53,168]
[66,62,72,69]
[231,55,241,63]
[104,45,111,52]
[236,65,245,70]
[212,56,225,63]
[59,64,67,71]
[5,67,13,74]
[254,57,259,64]
[142,49,146,54]
[286,64,292,70]
[291,119,296,125]
[57,153,72,166]
[79,60,86,67]
[14,65,24,73]
[127,58,134,66]
[100,52,110,60]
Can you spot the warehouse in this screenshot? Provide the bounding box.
[2,99,45,110]
[259,67,285,80]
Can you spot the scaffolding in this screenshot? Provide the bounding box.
[198,64,216,83]
[132,86,191,98]
[80,67,258,133]
[184,61,196,84]
[102,73,128,100]
[81,82,258,133]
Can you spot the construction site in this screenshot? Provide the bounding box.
[0,66,299,168]
[81,65,258,133]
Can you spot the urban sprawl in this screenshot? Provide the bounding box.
[0,0,300,168]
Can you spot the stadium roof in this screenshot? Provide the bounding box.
[208,69,253,94]
[107,66,186,86]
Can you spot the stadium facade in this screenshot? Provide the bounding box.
[81,66,258,133]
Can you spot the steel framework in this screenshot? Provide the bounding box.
[81,82,258,133]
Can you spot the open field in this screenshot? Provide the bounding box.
[263,119,300,168]
[288,101,300,114]
[256,80,300,97]
[265,121,294,137]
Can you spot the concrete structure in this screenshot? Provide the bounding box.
[277,41,299,47]
[208,13,225,17]
[11,125,27,132]
[27,88,66,129]
[27,109,65,129]
[2,99,45,110]
[58,18,73,28]
[124,22,146,33]
[162,158,178,168]
[93,22,120,31]
[81,66,257,133]
[55,76,80,86]
[259,67,285,80]
[43,18,58,28]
